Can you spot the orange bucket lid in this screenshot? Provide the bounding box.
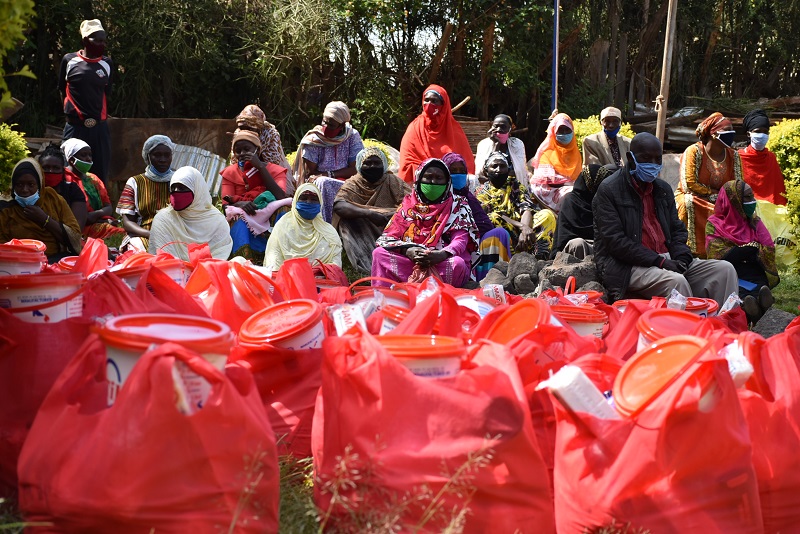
[239,299,323,345]
[316,279,342,289]
[485,299,552,344]
[98,313,232,354]
[551,305,608,324]
[0,272,84,289]
[382,305,409,323]
[350,288,410,308]
[57,256,79,272]
[702,298,719,315]
[613,335,708,417]
[0,244,46,263]
[576,290,603,301]
[377,335,465,359]
[636,308,703,341]
[685,297,709,313]
[4,239,46,253]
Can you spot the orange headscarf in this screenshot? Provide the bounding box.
[531,113,582,185]
[398,85,475,183]
[695,112,732,140]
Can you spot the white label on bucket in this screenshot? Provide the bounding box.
[4,291,83,323]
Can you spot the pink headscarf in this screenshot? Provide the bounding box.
[706,179,773,248]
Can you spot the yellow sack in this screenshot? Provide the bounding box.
[757,200,798,269]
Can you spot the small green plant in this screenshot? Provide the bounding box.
[572,115,636,155]
[766,118,800,267]
[0,123,28,195]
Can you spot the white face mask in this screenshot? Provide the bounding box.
[749,132,769,151]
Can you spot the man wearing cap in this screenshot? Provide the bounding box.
[58,19,113,184]
[593,133,738,307]
[582,107,631,167]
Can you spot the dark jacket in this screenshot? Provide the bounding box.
[551,174,594,257]
[592,167,692,302]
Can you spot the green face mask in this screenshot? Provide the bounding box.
[420,183,447,202]
[73,158,93,174]
[743,201,757,218]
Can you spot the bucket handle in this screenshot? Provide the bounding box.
[564,276,576,295]
[4,282,86,314]
[348,276,401,294]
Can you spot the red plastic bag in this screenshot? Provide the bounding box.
[553,350,762,533]
[18,339,279,533]
[70,237,108,277]
[738,328,800,532]
[135,264,209,317]
[273,258,318,300]
[311,259,349,286]
[312,332,555,533]
[230,344,322,458]
[185,259,254,332]
[187,242,212,266]
[391,288,460,337]
[602,300,653,360]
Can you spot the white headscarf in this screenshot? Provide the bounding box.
[142,135,176,183]
[263,182,342,270]
[61,138,90,162]
[148,166,233,260]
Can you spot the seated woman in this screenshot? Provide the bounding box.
[221,130,291,262]
[264,183,342,271]
[398,85,475,184]
[230,104,294,184]
[0,158,82,262]
[706,179,779,322]
[477,152,557,263]
[149,167,232,260]
[295,102,364,221]
[38,144,86,230]
[442,152,507,280]
[332,147,409,273]
[551,164,618,259]
[372,158,479,287]
[116,135,176,253]
[677,112,743,256]
[530,113,582,212]
[475,114,527,185]
[59,139,124,240]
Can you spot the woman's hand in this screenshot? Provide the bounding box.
[367,211,390,227]
[235,201,257,215]
[406,247,427,263]
[419,249,449,267]
[246,152,265,170]
[21,206,49,226]
[517,225,535,251]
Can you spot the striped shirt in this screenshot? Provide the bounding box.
[116,175,170,230]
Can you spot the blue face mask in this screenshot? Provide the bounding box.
[149,164,172,177]
[15,191,40,207]
[629,153,662,183]
[716,131,736,148]
[604,126,621,139]
[750,132,769,151]
[450,173,468,190]
[555,132,574,145]
[296,201,321,220]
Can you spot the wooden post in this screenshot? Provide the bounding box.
[428,22,454,85]
[655,0,679,143]
[551,0,560,112]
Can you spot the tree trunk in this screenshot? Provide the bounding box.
[699,0,724,97]
[608,0,619,102]
[478,21,495,120]
[615,32,627,109]
[428,22,453,85]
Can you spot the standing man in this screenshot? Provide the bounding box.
[593,133,738,306]
[59,19,113,184]
[582,106,631,167]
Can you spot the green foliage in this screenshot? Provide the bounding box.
[766,119,800,265]
[0,123,29,195]
[0,0,35,109]
[572,115,636,155]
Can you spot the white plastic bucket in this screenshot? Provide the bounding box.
[0,245,46,276]
[239,299,326,350]
[98,314,232,407]
[377,335,465,378]
[112,260,190,290]
[379,305,409,335]
[636,308,704,351]
[455,294,497,318]
[551,305,608,338]
[0,273,84,323]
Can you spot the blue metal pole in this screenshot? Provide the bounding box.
[551,0,560,113]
